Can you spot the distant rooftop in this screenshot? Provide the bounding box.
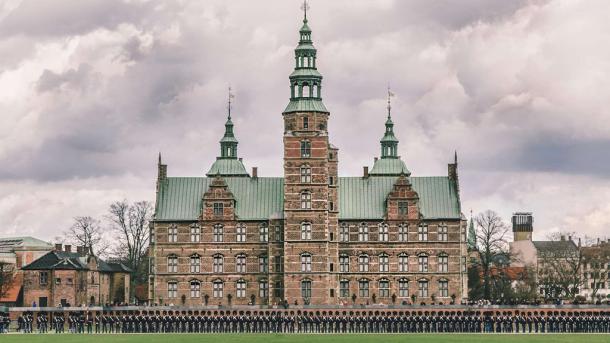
[0,236,53,252]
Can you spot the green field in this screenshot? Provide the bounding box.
[1,334,609,343]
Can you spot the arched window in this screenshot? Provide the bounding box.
[190,280,201,298]
[213,224,224,242]
[378,223,389,242]
[301,279,312,299]
[339,254,349,272]
[190,254,200,273]
[312,84,318,98]
[340,223,349,242]
[378,253,389,272]
[236,223,246,242]
[438,253,449,273]
[213,280,223,298]
[300,140,311,158]
[418,254,428,272]
[301,222,312,240]
[339,279,349,298]
[236,254,246,273]
[300,191,311,209]
[300,253,312,272]
[358,279,369,297]
[213,254,224,273]
[418,279,429,297]
[300,165,311,183]
[167,281,177,298]
[439,279,449,297]
[398,278,409,297]
[259,223,268,242]
[398,223,408,242]
[398,253,409,272]
[236,279,246,298]
[379,279,390,298]
[358,223,368,242]
[358,254,369,272]
[167,255,178,273]
[302,83,311,97]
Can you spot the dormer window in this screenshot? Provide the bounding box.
[213,202,224,216]
[303,116,309,129]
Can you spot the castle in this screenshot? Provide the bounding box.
[149,10,468,306]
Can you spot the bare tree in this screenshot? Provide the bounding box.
[537,232,583,301]
[64,216,110,256]
[107,200,153,292]
[580,239,610,302]
[474,210,510,300]
[0,261,15,300]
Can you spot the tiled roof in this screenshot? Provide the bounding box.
[154,175,461,222]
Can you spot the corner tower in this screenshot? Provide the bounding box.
[283,3,339,305]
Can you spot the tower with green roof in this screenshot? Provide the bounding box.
[206,88,249,177]
[369,89,411,176]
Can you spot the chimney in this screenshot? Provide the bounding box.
[569,235,572,242]
[76,246,83,255]
[252,167,258,178]
[64,244,72,253]
[363,166,369,178]
[55,243,62,251]
[560,235,565,241]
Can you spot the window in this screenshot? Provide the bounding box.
[190,225,200,242]
[340,224,349,242]
[300,165,311,183]
[39,271,48,285]
[236,224,246,242]
[213,254,224,273]
[418,255,428,272]
[439,280,449,297]
[438,224,448,241]
[259,255,268,273]
[418,280,429,297]
[340,279,349,298]
[236,280,246,298]
[55,278,61,285]
[339,255,349,272]
[273,255,283,272]
[398,201,408,216]
[301,222,312,240]
[359,279,369,297]
[301,253,312,272]
[438,254,448,273]
[379,254,389,272]
[274,225,282,241]
[168,225,178,243]
[358,224,369,242]
[259,224,268,242]
[399,279,409,297]
[329,201,334,211]
[274,281,283,298]
[213,202,224,216]
[303,116,309,129]
[418,225,428,241]
[358,254,369,272]
[329,176,334,185]
[379,279,390,298]
[398,224,408,242]
[378,223,389,242]
[167,255,178,273]
[213,280,223,298]
[190,255,200,273]
[398,253,409,272]
[301,280,312,299]
[259,280,268,298]
[300,192,311,209]
[168,281,177,298]
[190,281,201,298]
[236,254,246,273]
[213,224,224,242]
[67,278,73,285]
[150,227,155,244]
[300,141,311,158]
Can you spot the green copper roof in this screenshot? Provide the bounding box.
[369,158,411,176]
[290,69,322,78]
[284,99,328,113]
[0,236,53,251]
[154,176,459,221]
[338,176,460,220]
[206,158,249,177]
[155,177,284,221]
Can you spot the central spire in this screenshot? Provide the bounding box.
[283,1,328,114]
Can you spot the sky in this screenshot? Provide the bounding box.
[1,0,610,242]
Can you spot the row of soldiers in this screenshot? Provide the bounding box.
[3,310,610,334]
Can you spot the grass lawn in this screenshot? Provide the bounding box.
[1,334,609,343]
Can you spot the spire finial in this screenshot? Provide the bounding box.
[227,85,235,119]
[301,0,310,23]
[387,85,394,119]
[454,150,458,164]
[158,152,162,165]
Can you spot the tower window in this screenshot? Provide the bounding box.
[259,223,268,242]
[300,141,311,158]
[213,254,224,273]
[301,280,312,299]
[300,165,311,183]
[301,222,312,240]
[358,224,368,242]
[303,116,309,129]
[213,202,224,216]
[438,224,448,241]
[213,224,224,242]
[418,225,428,241]
[301,253,312,272]
[300,191,312,209]
[398,201,408,216]
[378,223,389,242]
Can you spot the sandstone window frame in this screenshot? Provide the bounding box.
[236,254,247,273]
[301,279,312,299]
[190,224,200,243]
[339,279,349,298]
[358,279,370,297]
[39,271,48,285]
[258,255,268,273]
[398,253,409,272]
[236,224,246,242]
[167,254,178,273]
[439,279,449,297]
[379,278,390,298]
[339,223,349,242]
[339,254,350,272]
[300,164,311,183]
[213,224,224,242]
[418,224,428,241]
[398,201,408,216]
[438,223,448,241]
[300,253,312,272]
[259,279,269,298]
[168,224,178,243]
[418,254,428,272]
[236,279,246,298]
[398,223,408,242]
[378,223,389,242]
[190,280,201,298]
[303,116,309,129]
[438,253,449,273]
[358,223,369,242]
[300,191,312,210]
[213,254,224,273]
[190,254,201,273]
[418,279,429,297]
[167,281,178,298]
[212,279,223,298]
[259,223,269,242]
[300,140,311,158]
[379,253,389,272]
[300,222,312,240]
[398,278,409,297]
[358,254,369,272]
[213,202,224,216]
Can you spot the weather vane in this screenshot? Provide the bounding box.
[227,86,235,119]
[301,0,310,21]
[387,85,394,117]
